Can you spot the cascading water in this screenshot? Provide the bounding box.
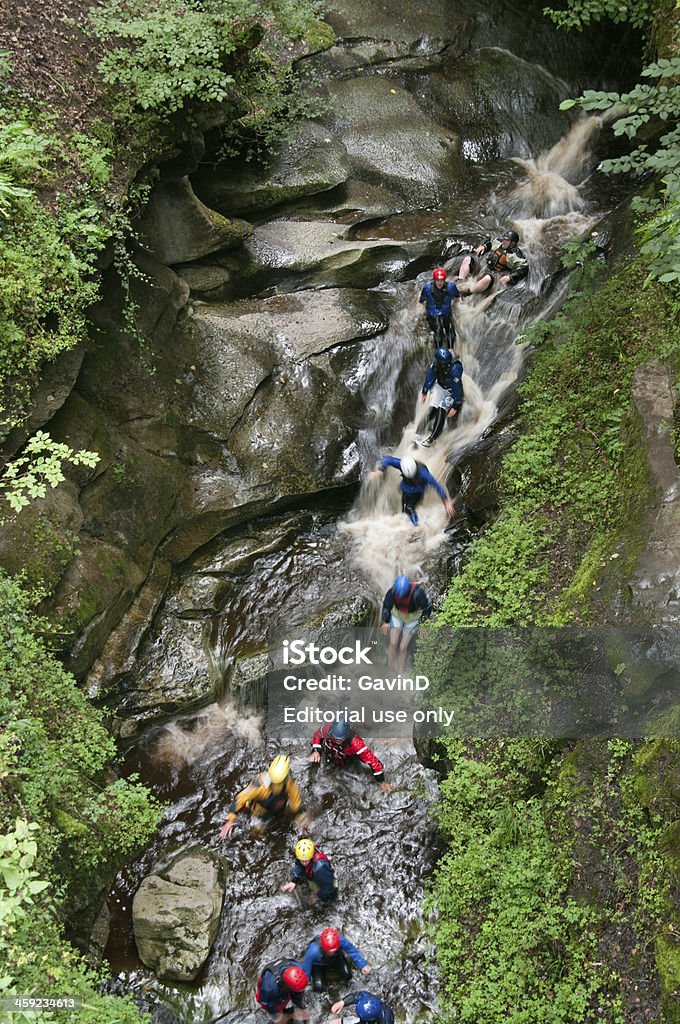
[104,87,624,1024]
[342,115,603,600]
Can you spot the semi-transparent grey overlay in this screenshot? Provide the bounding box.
[264,625,680,740]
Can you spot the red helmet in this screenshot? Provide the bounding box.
[282,965,308,992]
[320,927,341,955]
[433,267,447,282]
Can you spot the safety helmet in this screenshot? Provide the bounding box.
[330,719,352,742]
[356,993,382,1021]
[393,574,411,599]
[400,455,417,479]
[268,754,290,784]
[295,838,315,862]
[319,927,341,955]
[281,965,308,992]
[432,267,447,282]
[502,229,520,245]
[435,347,453,365]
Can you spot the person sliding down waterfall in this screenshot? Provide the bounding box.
[419,266,461,346]
[457,228,528,294]
[381,574,432,671]
[329,991,395,1024]
[417,347,464,448]
[370,455,454,526]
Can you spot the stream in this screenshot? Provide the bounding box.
[99,4,640,1021]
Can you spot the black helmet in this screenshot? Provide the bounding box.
[502,229,520,245]
[435,347,453,365]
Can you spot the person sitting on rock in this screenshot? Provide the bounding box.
[381,574,432,671]
[418,347,464,448]
[219,755,307,839]
[330,990,394,1024]
[419,266,461,346]
[281,839,338,904]
[370,454,454,526]
[457,228,528,294]
[310,719,392,792]
[301,927,372,992]
[256,959,309,1023]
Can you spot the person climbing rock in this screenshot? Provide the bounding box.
[418,347,464,447]
[256,960,309,1022]
[301,927,372,992]
[419,266,461,346]
[310,719,392,792]
[457,228,528,294]
[219,755,308,839]
[370,455,454,526]
[329,990,394,1024]
[280,839,338,904]
[381,574,432,671]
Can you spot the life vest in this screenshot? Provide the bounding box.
[257,774,289,814]
[435,362,451,386]
[322,733,353,764]
[393,581,418,614]
[303,849,330,879]
[486,247,510,271]
[256,958,292,1008]
[430,284,448,310]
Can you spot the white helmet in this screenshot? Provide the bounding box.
[400,456,417,478]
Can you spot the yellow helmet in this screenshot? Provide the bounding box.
[268,754,291,784]
[295,838,315,862]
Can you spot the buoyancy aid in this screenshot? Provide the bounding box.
[256,773,288,814]
[393,581,418,614]
[256,958,291,1007]
[303,849,330,879]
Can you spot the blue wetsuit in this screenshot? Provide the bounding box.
[379,455,448,525]
[302,934,368,991]
[419,280,460,343]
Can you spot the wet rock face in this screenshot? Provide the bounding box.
[132,848,225,982]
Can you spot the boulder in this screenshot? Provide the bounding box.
[132,848,225,982]
[136,177,251,265]
[323,76,463,204]
[192,122,349,217]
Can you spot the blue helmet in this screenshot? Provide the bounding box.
[393,574,411,599]
[356,993,382,1021]
[435,347,452,365]
[330,718,352,742]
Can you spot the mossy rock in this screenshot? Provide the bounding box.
[633,738,680,815]
[655,931,680,1021]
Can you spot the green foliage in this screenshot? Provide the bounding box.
[0,111,116,429]
[543,0,653,31]
[0,431,99,516]
[558,58,680,283]
[0,819,49,933]
[429,741,622,1024]
[432,252,679,627]
[89,0,330,156]
[0,572,162,1019]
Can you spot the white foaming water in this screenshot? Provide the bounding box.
[344,117,606,600]
[509,116,602,218]
[153,702,264,767]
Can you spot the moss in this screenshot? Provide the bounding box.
[633,738,680,811]
[304,18,336,52]
[655,932,680,1021]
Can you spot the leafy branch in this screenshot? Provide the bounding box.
[0,432,100,516]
